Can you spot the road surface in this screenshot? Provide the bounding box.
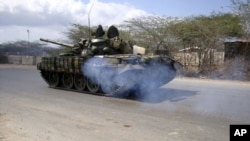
[0,64,250,141]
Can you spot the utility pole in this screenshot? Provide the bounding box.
[27,29,30,56]
[27,29,30,43]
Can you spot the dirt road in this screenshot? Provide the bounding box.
[0,65,250,141]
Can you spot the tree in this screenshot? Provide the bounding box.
[64,24,93,43]
[231,0,250,38]
[124,16,179,53]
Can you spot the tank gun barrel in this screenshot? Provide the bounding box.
[40,38,74,48]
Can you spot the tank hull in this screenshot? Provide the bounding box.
[37,54,177,97]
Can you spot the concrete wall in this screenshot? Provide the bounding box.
[8,55,22,64]
[7,55,42,65]
[21,56,35,65]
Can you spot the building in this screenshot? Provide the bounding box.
[224,40,250,61]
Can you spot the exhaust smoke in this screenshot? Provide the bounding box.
[82,56,177,99]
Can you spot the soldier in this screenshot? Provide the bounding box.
[107,25,132,54]
[94,25,105,38]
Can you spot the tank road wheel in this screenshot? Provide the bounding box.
[87,78,100,93]
[74,74,87,91]
[62,73,74,89]
[49,72,59,87]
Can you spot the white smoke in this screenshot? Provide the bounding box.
[82,56,177,99]
[208,57,249,81]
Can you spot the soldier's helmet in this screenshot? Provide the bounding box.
[107,25,119,39]
[95,25,105,38]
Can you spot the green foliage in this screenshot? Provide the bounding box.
[170,13,244,49]
[64,24,93,43]
[116,24,133,41]
[124,16,178,51]
[210,13,244,37]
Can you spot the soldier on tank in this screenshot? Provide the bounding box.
[95,25,105,38]
[90,25,131,55]
[106,25,132,54]
[90,25,108,55]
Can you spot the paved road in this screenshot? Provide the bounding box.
[0,65,250,141]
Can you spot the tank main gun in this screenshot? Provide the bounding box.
[40,38,75,48]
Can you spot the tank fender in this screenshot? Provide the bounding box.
[117,64,144,74]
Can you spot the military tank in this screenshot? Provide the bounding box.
[37,25,179,97]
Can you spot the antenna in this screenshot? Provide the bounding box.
[88,2,94,39]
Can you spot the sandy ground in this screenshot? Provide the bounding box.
[0,64,250,141]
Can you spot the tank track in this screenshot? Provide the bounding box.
[40,70,115,96]
[40,67,176,98]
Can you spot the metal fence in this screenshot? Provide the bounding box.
[173,52,225,66]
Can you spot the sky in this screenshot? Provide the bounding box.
[0,0,232,44]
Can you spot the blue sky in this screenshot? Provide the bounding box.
[0,0,233,43]
[100,0,232,17]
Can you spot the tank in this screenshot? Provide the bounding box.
[37,25,180,97]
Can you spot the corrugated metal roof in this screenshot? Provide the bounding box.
[224,39,250,43]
